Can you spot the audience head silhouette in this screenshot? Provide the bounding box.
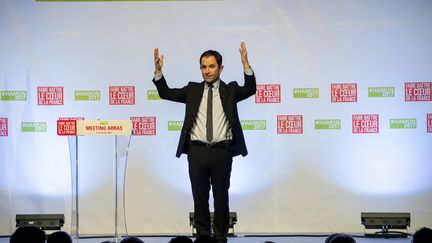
[169,236,193,243]
[194,235,217,243]
[325,233,356,243]
[10,226,46,243]
[120,236,144,243]
[47,231,72,243]
[413,227,432,243]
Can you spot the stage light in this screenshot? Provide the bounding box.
[189,212,237,236]
[16,214,65,230]
[361,212,410,238]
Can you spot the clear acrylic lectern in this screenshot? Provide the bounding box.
[66,120,132,243]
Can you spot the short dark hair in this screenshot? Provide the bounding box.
[200,50,222,67]
[120,236,144,243]
[194,235,217,243]
[325,233,356,243]
[169,235,193,243]
[413,227,432,243]
[10,226,46,243]
[47,231,72,243]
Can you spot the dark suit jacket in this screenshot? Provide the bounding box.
[153,73,256,158]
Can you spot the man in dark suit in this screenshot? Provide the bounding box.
[152,42,256,243]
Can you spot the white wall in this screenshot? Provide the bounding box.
[1,0,431,236]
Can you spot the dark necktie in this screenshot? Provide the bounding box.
[206,84,213,142]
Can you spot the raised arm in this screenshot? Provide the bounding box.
[152,48,187,103]
[239,41,251,71]
[154,48,164,75]
[236,42,256,101]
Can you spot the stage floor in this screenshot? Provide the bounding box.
[0,235,412,243]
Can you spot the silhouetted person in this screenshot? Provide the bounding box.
[120,236,144,243]
[169,235,193,243]
[194,235,217,243]
[10,226,46,243]
[413,227,432,243]
[47,231,72,243]
[325,233,356,243]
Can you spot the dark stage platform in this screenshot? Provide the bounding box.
[0,234,412,243]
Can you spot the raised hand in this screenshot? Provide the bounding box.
[239,42,251,70]
[154,48,164,74]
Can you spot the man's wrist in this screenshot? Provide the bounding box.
[244,66,253,76]
[154,71,163,81]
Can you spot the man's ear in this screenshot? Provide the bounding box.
[219,65,224,73]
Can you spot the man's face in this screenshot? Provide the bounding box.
[200,55,223,83]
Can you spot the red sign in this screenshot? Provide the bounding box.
[352,114,379,133]
[38,86,64,105]
[427,114,432,133]
[130,116,156,135]
[0,118,8,136]
[109,86,135,105]
[405,82,432,101]
[256,84,281,103]
[331,83,357,102]
[57,117,84,136]
[277,115,303,134]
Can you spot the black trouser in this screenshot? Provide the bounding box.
[188,142,233,242]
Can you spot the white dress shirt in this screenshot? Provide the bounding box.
[154,68,253,143]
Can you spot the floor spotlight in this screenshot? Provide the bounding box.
[361,212,410,238]
[189,212,237,236]
[16,214,65,230]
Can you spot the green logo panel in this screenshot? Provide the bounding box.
[21,122,47,132]
[148,90,161,100]
[168,121,183,131]
[390,119,416,129]
[368,87,395,97]
[315,119,341,130]
[293,88,319,98]
[1,91,27,101]
[241,120,266,130]
[75,90,100,101]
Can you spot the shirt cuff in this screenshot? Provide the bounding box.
[244,67,253,76]
[154,72,163,81]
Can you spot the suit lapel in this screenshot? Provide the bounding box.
[192,82,205,113]
[219,80,228,111]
